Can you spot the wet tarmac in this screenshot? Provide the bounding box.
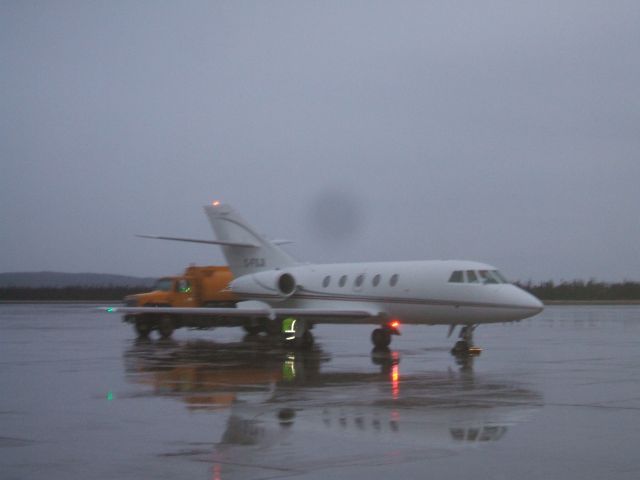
[1,304,639,479]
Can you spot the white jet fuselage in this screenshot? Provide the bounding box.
[229,259,543,326]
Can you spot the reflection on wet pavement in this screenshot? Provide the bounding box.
[2,304,640,479]
[124,338,542,476]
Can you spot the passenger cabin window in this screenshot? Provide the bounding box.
[390,274,399,286]
[355,274,365,287]
[323,275,331,288]
[339,275,347,287]
[372,274,381,287]
[449,271,464,283]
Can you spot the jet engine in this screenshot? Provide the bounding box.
[229,270,298,300]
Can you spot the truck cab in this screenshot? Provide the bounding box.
[125,276,195,308]
[124,265,237,308]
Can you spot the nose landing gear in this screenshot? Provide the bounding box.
[451,325,482,356]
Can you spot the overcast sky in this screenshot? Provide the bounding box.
[2,0,639,282]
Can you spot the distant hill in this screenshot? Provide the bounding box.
[0,271,155,288]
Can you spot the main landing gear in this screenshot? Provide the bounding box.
[371,322,401,349]
[450,325,482,356]
[240,317,315,349]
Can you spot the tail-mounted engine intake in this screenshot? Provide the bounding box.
[229,270,298,300]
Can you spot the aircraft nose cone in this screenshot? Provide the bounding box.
[530,297,544,314]
[519,289,544,316]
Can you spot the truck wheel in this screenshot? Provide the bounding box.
[298,329,314,349]
[134,317,152,339]
[158,315,174,339]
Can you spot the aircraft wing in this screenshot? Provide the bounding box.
[101,306,380,323]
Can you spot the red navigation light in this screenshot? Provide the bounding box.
[390,320,400,329]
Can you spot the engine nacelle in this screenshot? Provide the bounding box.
[229,270,298,300]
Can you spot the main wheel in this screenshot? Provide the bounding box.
[371,328,391,348]
[284,330,314,349]
[265,319,282,336]
[243,324,263,336]
[298,329,314,348]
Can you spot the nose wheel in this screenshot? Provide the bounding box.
[451,325,482,356]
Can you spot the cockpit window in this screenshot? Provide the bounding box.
[479,270,503,284]
[450,269,508,284]
[493,270,509,283]
[449,271,464,283]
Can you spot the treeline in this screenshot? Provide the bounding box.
[516,280,640,301]
[2,281,640,302]
[0,286,148,301]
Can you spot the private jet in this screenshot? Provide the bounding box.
[105,202,543,354]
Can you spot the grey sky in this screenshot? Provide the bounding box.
[2,0,639,282]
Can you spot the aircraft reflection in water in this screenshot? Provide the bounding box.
[124,338,542,466]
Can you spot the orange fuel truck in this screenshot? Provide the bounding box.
[123,265,239,338]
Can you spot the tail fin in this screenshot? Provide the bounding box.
[204,203,298,277]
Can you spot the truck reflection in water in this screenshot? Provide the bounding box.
[123,338,542,474]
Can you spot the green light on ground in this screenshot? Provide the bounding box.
[106,391,114,401]
[106,307,115,313]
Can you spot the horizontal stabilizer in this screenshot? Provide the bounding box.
[136,234,258,248]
